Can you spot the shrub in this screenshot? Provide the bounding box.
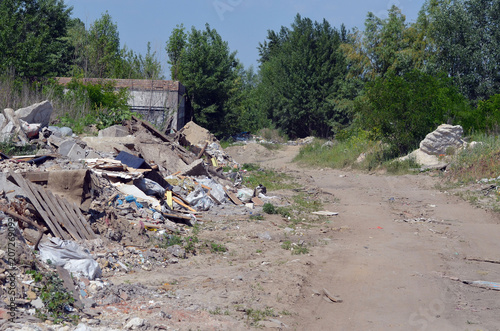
[359,70,471,156]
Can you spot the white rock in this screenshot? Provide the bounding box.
[73,323,92,331]
[419,124,465,155]
[0,113,6,130]
[124,317,145,330]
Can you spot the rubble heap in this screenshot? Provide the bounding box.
[0,101,266,327]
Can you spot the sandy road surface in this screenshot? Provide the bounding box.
[228,143,500,330]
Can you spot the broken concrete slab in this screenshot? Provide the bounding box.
[0,113,6,130]
[59,140,86,160]
[178,121,217,148]
[3,108,28,144]
[82,136,137,154]
[180,159,209,177]
[15,100,53,128]
[136,141,189,175]
[0,120,15,142]
[98,125,130,138]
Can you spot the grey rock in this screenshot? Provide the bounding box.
[322,141,334,148]
[74,323,93,331]
[59,127,73,137]
[15,100,53,128]
[0,120,15,142]
[98,125,130,138]
[0,113,6,130]
[258,231,272,240]
[167,245,186,259]
[31,298,44,309]
[124,317,146,330]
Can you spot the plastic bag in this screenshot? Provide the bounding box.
[237,188,254,203]
[38,237,102,280]
[186,186,214,211]
[133,178,165,198]
[195,178,227,204]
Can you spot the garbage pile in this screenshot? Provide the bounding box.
[0,101,267,326]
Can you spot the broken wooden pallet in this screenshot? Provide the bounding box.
[8,170,96,241]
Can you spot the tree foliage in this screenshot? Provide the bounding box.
[428,0,500,101]
[359,70,471,155]
[166,24,187,81]
[0,0,72,77]
[169,23,240,137]
[257,14,348,138]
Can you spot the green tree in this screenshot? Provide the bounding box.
[342,5,430,81]
[166,24,187,80]
[115,42,164,80]
[86,11,120,78]
[359,70,471,155]
[429,0,500,101]
[0,0,72,77]
[171,23,239,137]
[257,14,348,138]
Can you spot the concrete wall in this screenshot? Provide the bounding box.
[56,78,188,131]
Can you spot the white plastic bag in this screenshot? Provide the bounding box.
[38,237,102,280]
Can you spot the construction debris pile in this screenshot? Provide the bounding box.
[0,101,268,327]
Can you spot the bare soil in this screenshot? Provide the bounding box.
[102,143,500,330]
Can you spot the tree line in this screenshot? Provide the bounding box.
[1,0,499,155]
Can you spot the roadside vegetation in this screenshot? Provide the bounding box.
[1,0,499,196]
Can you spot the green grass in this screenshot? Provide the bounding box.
[260,142,282,150]
[446,133,500,183]
[242,167,298,191]
[0,137,37,156]
[281,240,309,255]
[294,133,419,174]
[245,307,276,326]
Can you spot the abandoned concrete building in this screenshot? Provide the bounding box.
[56,78,189,132]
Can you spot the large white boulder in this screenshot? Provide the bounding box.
[419,124,465,155]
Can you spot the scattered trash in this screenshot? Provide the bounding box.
[322,288,343,303]
[462,280,500,291]
[312,211,339,216]
[38,237,102,280]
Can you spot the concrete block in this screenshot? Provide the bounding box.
[98,125,130,138]
[15,100,53,128]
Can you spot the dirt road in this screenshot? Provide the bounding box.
[226,143,500,330]
[106,143,499,331]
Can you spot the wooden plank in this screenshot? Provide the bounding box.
[162,212,193,222]
[56,194,88,239]
[21,172,49,182]
[28,183,72,241]
[172,192,190,206]
[8,170,66,239]
[207,192,221,205]
[197,142,208,159]
[223,187,243,205]
[251,196,264,206]
[70,201,96,239]
[172,197,197,212]
[44,190,83,241]
[64,199,96,239]
[132,115,173,143]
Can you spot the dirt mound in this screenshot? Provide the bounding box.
[224,143,276,165]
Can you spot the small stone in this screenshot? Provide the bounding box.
[31,298,44,309]
[124,317,145,330]
[258,232,272,240]
[26,290,37,300]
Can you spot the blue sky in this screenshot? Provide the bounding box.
[65,0,425,79]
